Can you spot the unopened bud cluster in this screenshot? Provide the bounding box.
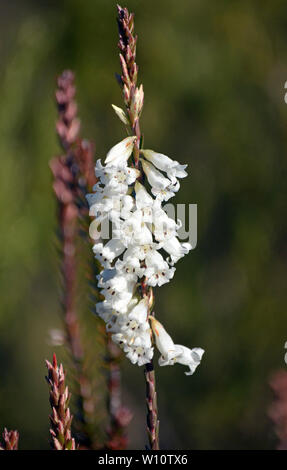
[46,354,76,450]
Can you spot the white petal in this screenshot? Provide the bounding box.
[105,136,136,166]
[150,317,176,360]
[142,149,188,180]
[111,104,130,125]
[135,181,154,209]
[141,149,177,172]
[101,239,126,263]
[141,160,171,190]
[129,298,149,324]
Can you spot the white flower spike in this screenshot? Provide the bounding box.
[87,135,204,373]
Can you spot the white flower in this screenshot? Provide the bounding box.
[114,212,153,247]
[135,181,154,209]
[93,239,125,266]
[111,298,153,366]
[124,342,153,366]
[105,136,137,166]
[141,149,188,184]
[144,252,176,287]
[162,236,192,264]
[103,166,140,194]
[115,256,144,278]
[151,186,176,202]
[122,243,159,261]
[164,345,205,376]
[150,318,204,375]
[152,208,179,242]
[141,159,171,190]
[149,317,178,361]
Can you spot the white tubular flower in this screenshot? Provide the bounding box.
[114,212,153,247]
[149,317,178,361]
[141,159,171,190]
[144,251,175,287]
[141,149,188,184]
[100,168,137,195]
[105,136,137,166]
[135,181,154,209]
[152,207,179,242]
[167,345,205,376]
[124,243,158,261]
[123,341,153,366]
[93,239,126,267]
[120,195,135,219]
[151,186,176,202]
[151,318,204,375]
[115,256,144,278]
[162,236,192,264]
[111,298,153,366]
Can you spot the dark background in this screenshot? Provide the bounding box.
[0,0,286,449]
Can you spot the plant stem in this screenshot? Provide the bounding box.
[117,4,160,450]
[145,362,160,450]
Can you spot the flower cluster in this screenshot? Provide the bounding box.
[87,133,204,375]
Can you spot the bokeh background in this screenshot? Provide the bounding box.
[0,0,287,450]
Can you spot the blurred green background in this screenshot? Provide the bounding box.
[0,0,287,450]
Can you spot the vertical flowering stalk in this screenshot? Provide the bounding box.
[50,71,95,447]
[86,5,204,450]
[116,4,159,450]
[0,429,19,450]
[50,70,83,362]
[46,353,76,450]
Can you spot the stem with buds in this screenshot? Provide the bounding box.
[46,353,76,450]
[50,70,96,448]
[0,429,19,450]
[116,4,160,450]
